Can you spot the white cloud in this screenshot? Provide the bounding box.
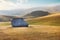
[17,0,28,4]
[0,0,19,10]
[0,0,32,10]
[0,0,60,10]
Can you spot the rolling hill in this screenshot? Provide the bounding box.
[27,13,60,26]
[23,11,50,18]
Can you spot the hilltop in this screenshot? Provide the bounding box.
[23,11,50,18]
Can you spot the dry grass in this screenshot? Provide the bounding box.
[0,25,60,40]
[0,22,11,26]
[27,14,60,26]
[0,14,60,40]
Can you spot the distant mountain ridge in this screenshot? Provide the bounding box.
[0,5,60,21]
[0,5,60,17]
[0,15,16,22]
[22,5,60,18]
[23,11,50,18]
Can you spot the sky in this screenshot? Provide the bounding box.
[0,0,60,10]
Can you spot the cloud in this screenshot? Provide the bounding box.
[0,0,60,10]
[17,0,28,4]
[0,0,32,10]
[0,0,19,10]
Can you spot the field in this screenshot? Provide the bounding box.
[0,25,60,40]
[0,14,60,40]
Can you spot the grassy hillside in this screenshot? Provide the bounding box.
[1,14,60,26]
[27,14,60,26]
[0,14,60,40]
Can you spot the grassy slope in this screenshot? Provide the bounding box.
[0,14,60,40]
[27,14,60,26]
[1,14,60,26]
